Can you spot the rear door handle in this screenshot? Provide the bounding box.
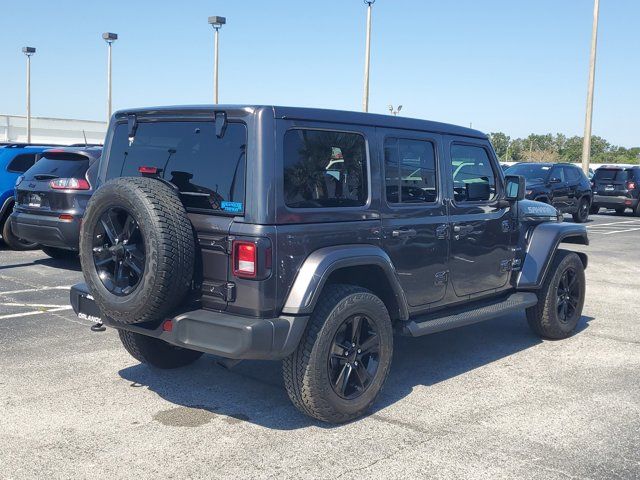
[391,228,417,238]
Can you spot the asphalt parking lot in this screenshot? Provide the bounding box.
[1,212,639,480]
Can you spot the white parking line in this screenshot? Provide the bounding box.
[588,220,640,228]
[0,285,74,296]
[601,227,640,235]
[0,302,72,308]
[0,306,73,320]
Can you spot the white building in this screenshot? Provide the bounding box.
[0,114,107,145]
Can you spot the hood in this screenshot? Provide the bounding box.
[518,199,562,224]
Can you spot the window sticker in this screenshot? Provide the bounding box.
[221,201,243,213]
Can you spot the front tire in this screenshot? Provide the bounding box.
[526,250,585,339]
[572,197,590,223]
[2,218,39,250]
[282,284,393,423]
[118,330,203,369]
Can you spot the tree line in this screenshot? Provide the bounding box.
[488,132,640,165]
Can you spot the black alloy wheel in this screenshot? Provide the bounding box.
[576,199,589,222]
[328,314,380,400]
[92,207,145,296]
[556,267,580,323]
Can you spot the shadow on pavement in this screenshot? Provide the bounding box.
[118,313,594,431]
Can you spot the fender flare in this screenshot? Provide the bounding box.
[282,244,409,319]
[0,196,14,222]
[517,222,589,290]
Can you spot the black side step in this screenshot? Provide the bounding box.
[404,292,538,337]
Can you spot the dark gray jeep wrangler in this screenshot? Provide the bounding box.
[71,106,588,423]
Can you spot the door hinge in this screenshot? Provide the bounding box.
[204,281,236,302]
[499,259,512,272]
[435,224,449,240]
[434,270,449,286]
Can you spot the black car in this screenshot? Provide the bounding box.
[505,162,592,222]
[11,146,102,259]
[590,165,640,216]
[70,105,588,423]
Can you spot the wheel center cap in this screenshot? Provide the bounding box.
[110,243,125,260]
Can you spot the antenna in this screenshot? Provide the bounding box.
[82,129,88,147]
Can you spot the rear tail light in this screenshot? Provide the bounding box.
[58,214,74,222]
[232,241,257,278]
[627,182,636,190]
[50,178,90,190]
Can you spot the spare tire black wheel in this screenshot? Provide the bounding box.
[79,177,195,325]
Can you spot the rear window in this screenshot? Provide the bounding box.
[24,153,89,180]
[594,169,628,182]
[107,121,247,214]
[283,129,368,208]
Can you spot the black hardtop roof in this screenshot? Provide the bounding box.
[512,162,581,168]
[113,105,487,140]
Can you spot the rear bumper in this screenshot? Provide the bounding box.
[10,211,80,249]
[592,194,638,209]
[70,283,308,361]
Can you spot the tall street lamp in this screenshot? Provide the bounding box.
[208,16,226,104]
[362,1,375,112]
[102,32,118,122]
[22,47,36,143]
[581,0,600,175]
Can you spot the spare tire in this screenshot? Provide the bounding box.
[79,177,195,325]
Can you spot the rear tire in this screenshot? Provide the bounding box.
[634,202,640,217]
[42,246,77,260]
[282,284,394,423]
[615,208,626,215]
[526,250,585,340]
[118,330,203,369]
[1,217,39,250]
[589,205,600,215]
[572,197,590,223]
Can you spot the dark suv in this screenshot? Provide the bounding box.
[11,146,102,259]
[590,165,640,216]
[71,106,588,423]
[505,162,592,222]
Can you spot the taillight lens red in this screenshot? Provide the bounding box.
[233,241,256,278]
[50,178,90,190]
[627,182,636,190]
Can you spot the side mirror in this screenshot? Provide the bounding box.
[549,177,562,184]
[505,175,525,201]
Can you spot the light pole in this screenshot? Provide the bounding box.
[102,33,118,122]
[388,105,402,116]
[22,47,35,143]
[362,1,375,112]
[208,16,226,104]
[581,0,600,175]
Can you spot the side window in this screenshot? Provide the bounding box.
[7,154,36,173]
[450,144,496,202]
[283,129,368,208]
[549,166,565,183]
[384,137,437,204]
[564,167,580,182]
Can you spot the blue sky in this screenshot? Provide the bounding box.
[1,0,638,146]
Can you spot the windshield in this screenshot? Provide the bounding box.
[106,120,247,214]
[505,164,551,183]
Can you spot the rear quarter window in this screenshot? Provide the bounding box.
[7,154,37,173]
[283,129,368,209]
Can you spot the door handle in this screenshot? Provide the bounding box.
[452,225,473,234]
[391,228,417,238]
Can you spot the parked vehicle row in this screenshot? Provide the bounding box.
[590,165,640,216]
